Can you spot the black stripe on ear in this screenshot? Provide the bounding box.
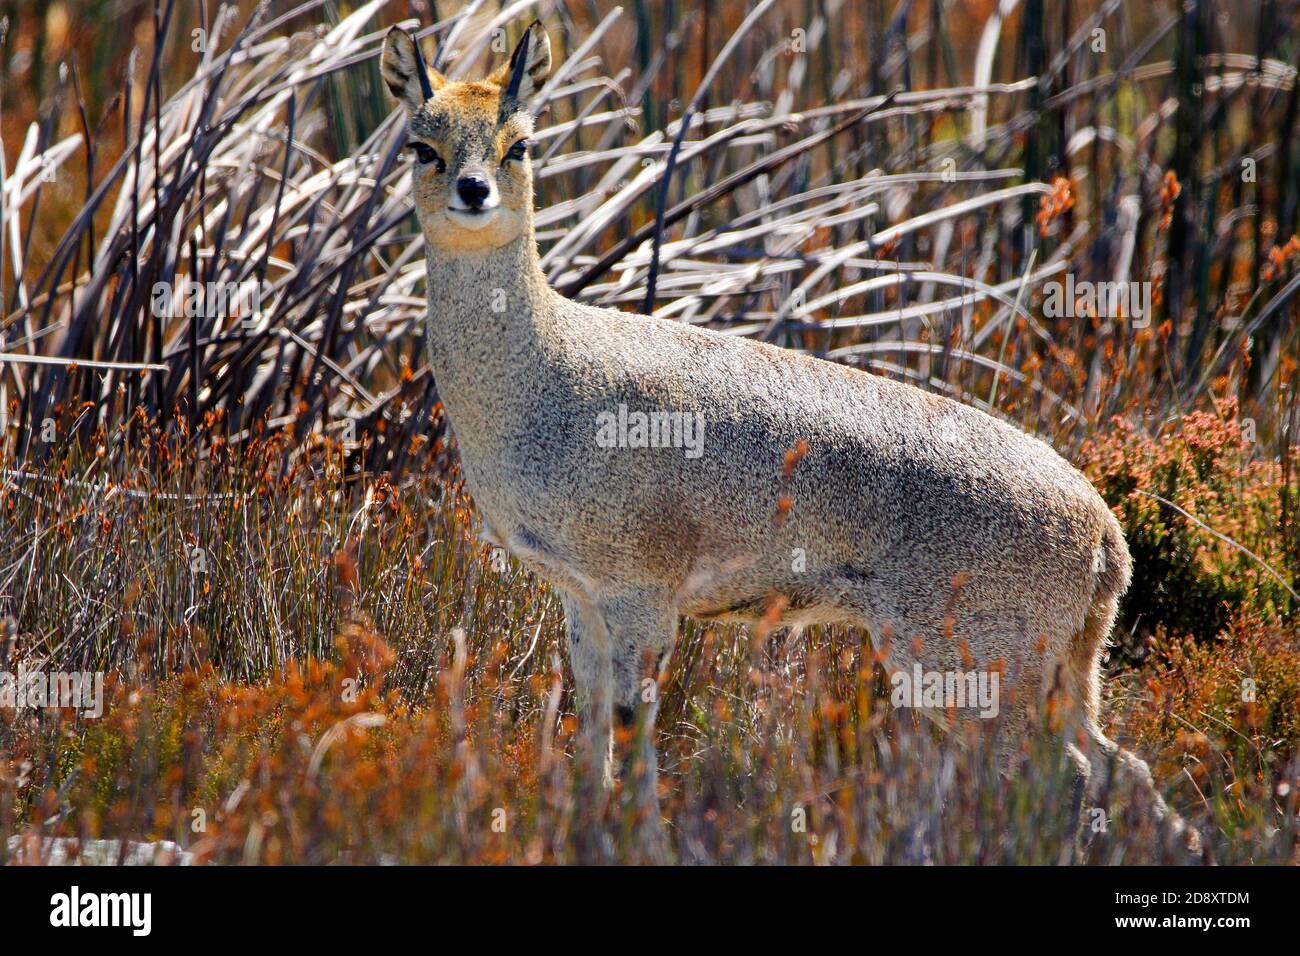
[411,32,435,101]
[505,29,531,101]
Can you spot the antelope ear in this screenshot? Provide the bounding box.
[490,21,551,107]
[381,26,444,113]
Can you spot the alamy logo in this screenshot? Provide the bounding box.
[1042,273,1151,327]
[595,404,705,459]
[890,663,1000,718]
[0,664,103,718]
[150,278,264,320]
[50,886,151,936]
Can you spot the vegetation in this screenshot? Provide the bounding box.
[2,0,1299,863]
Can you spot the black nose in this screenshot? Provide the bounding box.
[456,174,491,209]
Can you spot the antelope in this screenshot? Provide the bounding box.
[379,20,1191,849]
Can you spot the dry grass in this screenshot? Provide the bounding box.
[0,412,1296,864]
[2,0,1300,863]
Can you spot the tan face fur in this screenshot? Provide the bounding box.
[381,23,552,254]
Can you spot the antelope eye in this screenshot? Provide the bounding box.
[504,138,530,164]
[410,143,445,172]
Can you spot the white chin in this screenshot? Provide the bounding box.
[445,207,500,231]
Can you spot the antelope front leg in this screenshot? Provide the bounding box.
[601,590,678,805]
[560,593,614,789]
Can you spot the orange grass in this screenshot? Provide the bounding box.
[0,406,1296,864]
